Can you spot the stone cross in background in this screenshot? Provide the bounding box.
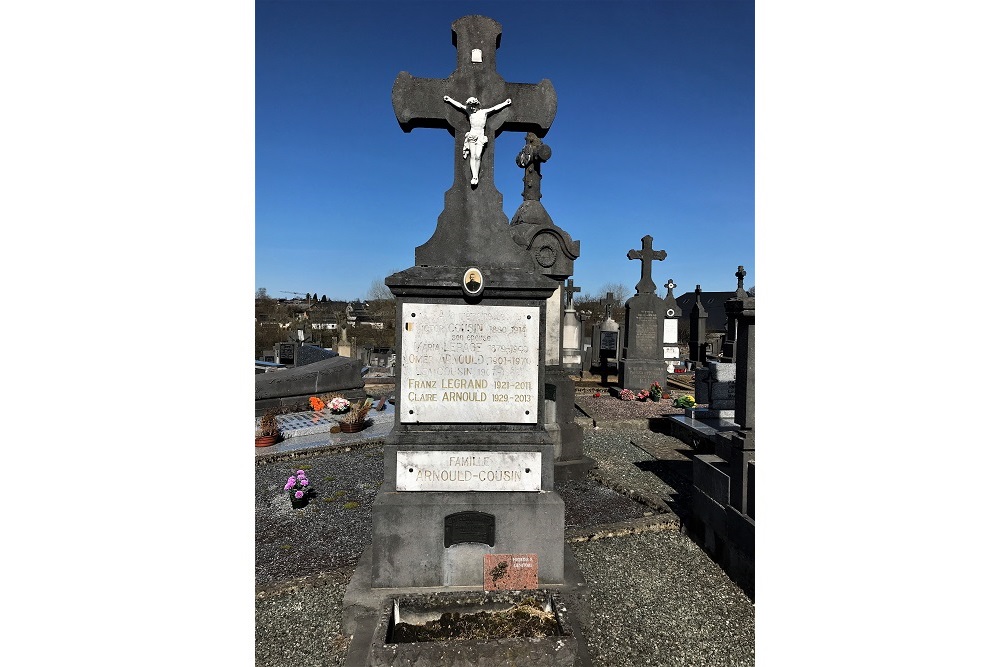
[602,291,615,320]
[564,278,581,310]
[391,15,557,268]
[627,235,667,294]
[721,265,747,362]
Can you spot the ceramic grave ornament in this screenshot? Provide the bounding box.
[442,95,512,185]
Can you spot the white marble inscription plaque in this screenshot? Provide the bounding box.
[663,318,678,344]
[400,303,540,423]
[396,451,542,491]
[545,288,561,366]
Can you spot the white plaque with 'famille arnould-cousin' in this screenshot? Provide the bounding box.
[399,303,540,423]
[396,450,542,491]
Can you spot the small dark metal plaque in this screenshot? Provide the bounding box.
[600,331,618,351]
[444,511,496,548]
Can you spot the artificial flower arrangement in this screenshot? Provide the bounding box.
[332,397,373,433]
[673,394,696,409]
[327,396,350,414]
[285,469,316,508]
[309,393,351,414]
[635,389,651,401]
[649,382,663,401]
[593,391,601,398]
[619,388,636,401]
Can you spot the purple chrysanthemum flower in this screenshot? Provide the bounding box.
[284,481,294,491]
[294,490,304,499]
[300,479,309,486]
[288,476,297,485]
[296,470,305,475]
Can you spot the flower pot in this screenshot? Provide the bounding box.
[290,494,308,509]
[255,434,281,447]
[650,394,661,403]
[339,420,367,433]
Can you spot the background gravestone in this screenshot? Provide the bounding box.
[662,278,682,372]
[561,278,583,372]
[688,284,708,368]
[620,235,667,391]
[720,265,748,362]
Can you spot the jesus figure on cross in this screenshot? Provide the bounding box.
[443,95,512,185]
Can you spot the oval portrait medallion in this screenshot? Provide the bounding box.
[462,267,484,297]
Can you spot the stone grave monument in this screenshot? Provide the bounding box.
[343,15,589,665]
[688,284,708,369]
[690,294,755,598]
[506,124,589,483]
[561,278,584,372]
[590,291,621,381]
[662,278,682,372]
[720,265,748,363]
[620,234,668,391]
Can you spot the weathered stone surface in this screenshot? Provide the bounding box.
[368,590,578,667]
[371,492,565,588]
[254,356,364,402]
[707,360,736,382]
[391,15,557,269]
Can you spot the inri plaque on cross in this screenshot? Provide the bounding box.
[391,15,557,268]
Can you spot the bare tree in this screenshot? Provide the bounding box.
[599,282,628,305]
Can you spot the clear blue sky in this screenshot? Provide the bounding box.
[256,0,754,301]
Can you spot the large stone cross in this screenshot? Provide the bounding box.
[626,235,667,294]
[391,15,557,268]
[564,278,581,310]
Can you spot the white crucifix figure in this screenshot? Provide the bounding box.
[442,95,512,185]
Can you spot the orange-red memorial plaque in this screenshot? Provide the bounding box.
[483,553,538,591]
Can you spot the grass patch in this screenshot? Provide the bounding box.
[322,497,337,503]
[279,545,292,550]
[323,476,336,482]
[343,502,359,510]
[334,490,347,497]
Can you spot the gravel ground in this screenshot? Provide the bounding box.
[256,409,754,666]
[572,531,754,667]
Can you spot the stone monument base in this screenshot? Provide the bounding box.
[619,358,665,392]
[370,491,566,588]
[343,544,593,667]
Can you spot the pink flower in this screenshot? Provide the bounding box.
[287,476,297,485]
[300,479,309,486]
[294,490,304,499]
[296,470,305,476]
[284,480,295,491]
